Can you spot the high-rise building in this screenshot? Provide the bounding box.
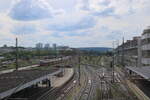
[44,43,50,49]
[53,43,57,50]
[36,43,43,49]
[52,43,57,57]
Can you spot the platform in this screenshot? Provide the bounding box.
[51,68,74,87]
[126,66,150,80]
[0,68,60,99]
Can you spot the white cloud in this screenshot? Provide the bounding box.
[0,0,150,47]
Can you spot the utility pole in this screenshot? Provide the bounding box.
[15,38,19,70]
[78,55,81,86]
[117,40,119,65]
[112,41,115,83]
[122,37,125,68]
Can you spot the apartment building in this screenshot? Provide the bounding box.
[115,26,150,67]
[116,36,141,67]
[141,26,150,66]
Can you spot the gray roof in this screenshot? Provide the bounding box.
[126,66,150,80]
[0,68,60,99]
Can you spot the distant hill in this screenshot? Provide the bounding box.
[78,47,112,52]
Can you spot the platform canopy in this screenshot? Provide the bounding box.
[0,68,60,99]
[126,66,150,80]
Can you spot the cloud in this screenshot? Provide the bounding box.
[47,0,78,12]
[99,0,110,6]
[46,16,96,32]
[65,31,90,37]
[77,0,150,17]
[0,0,13,12]
[106,30,122,40]
[11,24,37,35]
[9,0,53,21]
[92,7,115,17]
[51,32,63,38]
[51,31,90,38]
[0,0,150,47]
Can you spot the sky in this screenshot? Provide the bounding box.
[0,0,150,47]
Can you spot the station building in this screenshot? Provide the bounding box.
[116,36,141,67]
[141,26,150,66]
[115,26,150,99]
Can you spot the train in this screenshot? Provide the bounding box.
[39,56,72,67]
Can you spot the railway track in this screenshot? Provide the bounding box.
[36,64,133,100]
[86,65,100,100]
[97,67,136,100]
[84,65,112,100]
[81,64,113,100]
[81,61,139,100]
[75,65,95,100]
[74,66,88,100]
[59,65,90,100]
[99,68,111,100]
[37,68,78,100]
[56,68,79,100]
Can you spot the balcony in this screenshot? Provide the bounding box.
[142,44,150,50]
[142,33,150,39]
[142,58,150,64]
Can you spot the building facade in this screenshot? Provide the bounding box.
[44,43,50,50]
[116,26,150,67]
[53,43,57,50]
[116,36,141,67]
[36,43,43,49]
[141,26,150,66]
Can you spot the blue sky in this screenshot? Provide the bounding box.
[0,0,150,47]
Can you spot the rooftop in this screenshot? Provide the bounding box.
[126,66,150,80]
[143,27,150,35]
[0,68,60,99]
